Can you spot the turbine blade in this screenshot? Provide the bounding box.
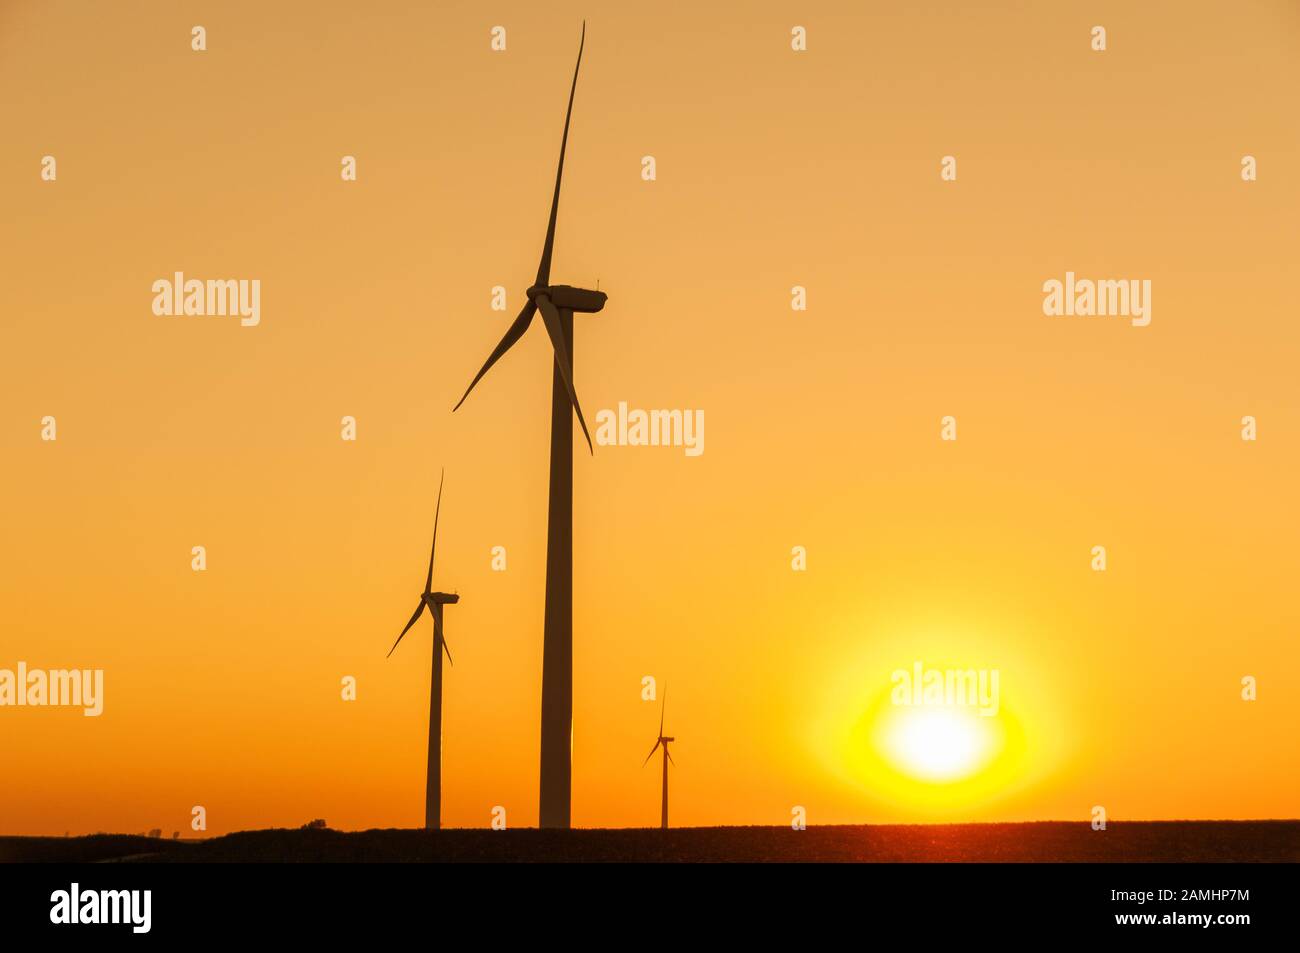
[659,685,666,737]
[453,300,537,412]
[425,469,444,594]
[536,294,594,454]
[642,739,660,767]
[387,601,426,657]
[666,748,675,767]
[434,613,453,667]
[535,22,586,287]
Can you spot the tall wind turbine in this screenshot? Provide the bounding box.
[453,22,606,830]
[642,690,676,830]
[387,471,459,831]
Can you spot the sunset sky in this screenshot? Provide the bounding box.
[2,1,1297,835]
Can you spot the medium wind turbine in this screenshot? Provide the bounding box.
[387,470,459,831]
[642,690,676,830]
[453,22,606,830]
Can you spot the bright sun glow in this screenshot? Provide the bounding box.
[815,644,1061,816]
[880,707,995,782]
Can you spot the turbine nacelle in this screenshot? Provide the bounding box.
[424,591,460,606]
[527,284,607,314]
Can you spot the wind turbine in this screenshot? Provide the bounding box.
[642,690,676,830]
[453,22,606,830]
[386,470,459,831]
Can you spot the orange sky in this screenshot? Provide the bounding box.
[2,0,1298,835]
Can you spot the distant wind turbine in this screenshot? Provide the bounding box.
[642,689,676,830]
[453,21,607,830]
[387,470,459,831]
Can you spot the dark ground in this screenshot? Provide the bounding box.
[3,821,1297,862]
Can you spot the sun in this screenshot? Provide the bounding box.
[813,639,1065,817]
[879,707,996,783]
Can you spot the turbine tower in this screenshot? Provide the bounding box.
[386,471,459,830]
[453,22,605,829]
[642,690,676,830]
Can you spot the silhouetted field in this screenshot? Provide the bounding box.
[0,834,194,864]
[4,821,1297,863]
